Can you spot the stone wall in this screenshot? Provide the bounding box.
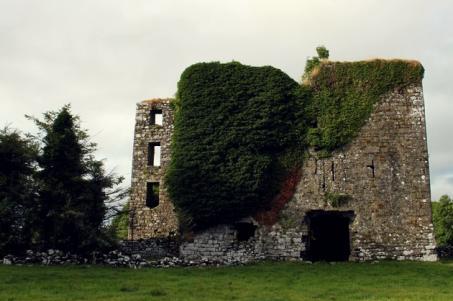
[179,221,303,263]
[129,83,437,263]
[119,238,179,258]
[129,99,178,239]
[178,83,436,262]
[279,83,437,261]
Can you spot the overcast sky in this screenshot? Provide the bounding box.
[1,0,452,200]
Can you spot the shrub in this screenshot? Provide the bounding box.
[432,195,453,246]
[110,203,129,240]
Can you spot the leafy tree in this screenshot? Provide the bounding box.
[0,127,38,255]
[110,202,129,240]
[29,105,125,253]
[432,195,453,246]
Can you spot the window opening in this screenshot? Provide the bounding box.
[148,142,161,166]
[150,109,163,126]
[367,160,375,178]
[146,182,159,208]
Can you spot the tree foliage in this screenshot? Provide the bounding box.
[110,202,129,240]
[432,195,453,246]
[1,106,127,255]
[29,105,125,253]
[0,127,38,255]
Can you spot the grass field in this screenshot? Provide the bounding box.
[1,261,453,301]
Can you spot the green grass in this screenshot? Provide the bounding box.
[1,261,453,301]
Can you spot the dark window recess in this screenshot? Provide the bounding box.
[367,160,375,178]
[150,109,163,125]
[147,142,161,166]
[235,222,256,241]
[331,161,335,181]
[146,182,159,208]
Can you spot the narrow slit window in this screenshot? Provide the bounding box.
[150,109,163,125]
[367,160,375,178]
[148,142,161,166]
[331,161,335,181]
[146,182,159,208]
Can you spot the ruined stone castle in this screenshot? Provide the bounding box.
[128,66,437,262]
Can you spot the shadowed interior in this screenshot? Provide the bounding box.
[306,210,354,261]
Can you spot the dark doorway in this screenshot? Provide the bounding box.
[235,222,256,241]
[305,210,353,261]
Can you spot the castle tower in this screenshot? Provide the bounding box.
[128,63,437,262]
[128,99,178,239]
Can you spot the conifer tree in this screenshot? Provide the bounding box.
[31,105,124,253]
[0,127,38,255]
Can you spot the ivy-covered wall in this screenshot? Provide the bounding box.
[165,62,306,230]
[305,59,424,153]
[164,58,425,231]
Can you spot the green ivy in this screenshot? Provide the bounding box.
[165,62,306,230]
[305,59,424,152]
[166,53,424,231]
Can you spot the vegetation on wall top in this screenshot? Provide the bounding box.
[166,49,425,231]
[305,58,424,153]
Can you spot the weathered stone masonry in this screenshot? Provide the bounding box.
[129,83,437,263]
[129,99,178,239]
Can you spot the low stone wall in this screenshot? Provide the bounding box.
[1,249,149,268]
[180,223,304,264]
[119,238,180,259]
[180,225,263,264]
